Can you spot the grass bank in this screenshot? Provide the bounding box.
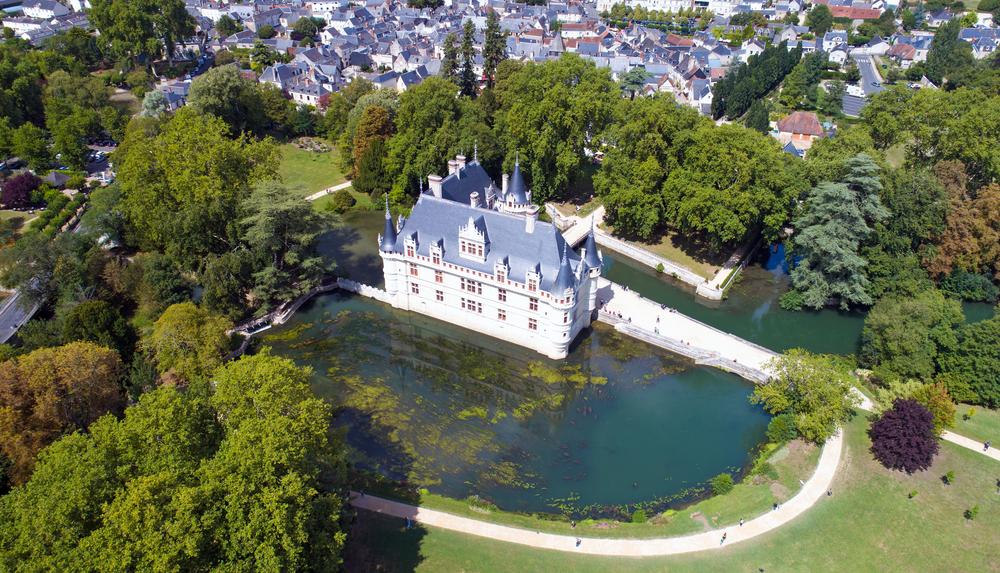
[953,404,1000,445]
[345,414,1000,572]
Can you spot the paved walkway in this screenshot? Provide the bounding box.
[352,429,843,556]
[560,205,605,247]
[597,278,776,377]
[305,180,352,201]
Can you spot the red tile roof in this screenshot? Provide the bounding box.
[777,111,824,136]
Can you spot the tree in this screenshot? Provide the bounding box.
[187,65,266,135]
[11,123,49,170]
[869,399,939,473]
[116,107,278,267]
[215,14,241,37]
[661,124,797,247]
[1,173,40,209]
[351,105,394,177]
[821,80,845,115]
[441,32,459,84]
[0,353,347,570]
[937,315,1000,407]
[925,19,975,86]
[200,250,253,321]
[709,473,734,495]
[619,67,648,100]
[860,289,964,381]
[787,154,888,309]
[51,114,90,170]
[482,10,507,88]
[61,300,135,361]
[495,55,620,202]
[0,342,124,484]
[460,20,478,97]
[140,89,167,118]
[44,28,103,69]
[353,137,392,198]
[257,24,276,39]
[89,0,195,63]
[926,162,1000,280]
[292,17,322,43]
[144,302,231,382]
[751,349,860,443]
[241,182,333,307]
[910,382,956,435]
[327,189,357,214]
[744,99,769,133]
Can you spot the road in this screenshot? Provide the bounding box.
[852,54,885,96]
[0,290,40,344]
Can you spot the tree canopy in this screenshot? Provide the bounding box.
[145,302,232,383]
[869,399,939,474]
[89,0,195,63]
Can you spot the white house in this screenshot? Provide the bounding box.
[22,0,69,19]
[379,154,603,360]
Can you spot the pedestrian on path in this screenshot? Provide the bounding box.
[984,441,991,452]
[827,489,832,497]
[720,532,727,545]
[739,518,744,527]
[576,538,582,547]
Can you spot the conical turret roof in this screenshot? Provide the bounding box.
[552,243,576,293]
[507,158,529,204]
[379,196,397,252]
[583,220,601,270]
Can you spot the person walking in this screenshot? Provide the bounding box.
[984,441,991,452]
[576,538,582,547]
[720,532,727,545]
[739,518,744,527]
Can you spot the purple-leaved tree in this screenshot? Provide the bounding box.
[869,398,939,473]
[1,173,41,209]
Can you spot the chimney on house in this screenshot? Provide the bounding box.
[428,174,443,198]
[455,154,466,171]
[502,173,509,195]
[469,191,479,208]
[525,206,538,234]
[447,159,459,175]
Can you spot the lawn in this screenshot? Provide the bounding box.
[311,189,373,213]
[601,226,724,279]
[953,404,1000,445]
[277,142,347,197]
[345,415,1000,572]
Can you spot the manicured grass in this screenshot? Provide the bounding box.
[601,226,723,279]
[953,404,1000,445]
[345,415,1000,572]
[310,189,372,213]
[277,142,346,197]
[363,438,820,541]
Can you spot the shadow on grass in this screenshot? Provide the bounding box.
[344,509,428,573]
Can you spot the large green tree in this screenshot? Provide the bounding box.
[187,65,267,135]
[806,5,833,36]
[0,352,347,571]
[494,54,618,202]
[752,349,860,443]
[859,289,965,381]
[482,10,507,88]
[460,20,478,97]
[144,302,231,383]
[241,182,333,307]
[787,154,888,309]
[116,107,278,266]
[89,0,195,63]
[938,314,1000,407]
[441,32,459,84]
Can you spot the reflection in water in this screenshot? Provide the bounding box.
[264,292,771,518]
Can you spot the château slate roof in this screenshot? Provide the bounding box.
[506,161,529,204]
[389,194,582,295]
[439,160,495,205]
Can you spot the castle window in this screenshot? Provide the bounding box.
[411,283,419,295]
[529,298,538,311]
[435,270,443,283]
[498,288,506,302]
[528,318,537,331]
[527,277,538,292]
[409,263,418,276]
[436,290,444,302]
[496,267,506,282]
[498,309,506,321]
[563,311,569,324]
[432,253,441,264]
[406,245,415,257]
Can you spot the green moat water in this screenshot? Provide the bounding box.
[270,211,993,515]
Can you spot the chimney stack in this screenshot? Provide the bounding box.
[447,159,459,175]
[502,173,509,195]
[455,154,467,171]
[428,174,443,198]
[469,191,479,208]
[525,206,538,234]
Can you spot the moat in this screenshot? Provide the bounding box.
[263,211,995,516]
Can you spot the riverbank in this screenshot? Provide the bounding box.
[344,414,1000,571]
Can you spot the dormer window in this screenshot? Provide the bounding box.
[404,235,418,259]
[494,260,508,282]
[430,242,442,265]
[458,216,488,262]
[526,271,539,293]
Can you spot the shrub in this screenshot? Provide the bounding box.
[766,413,798,443]
[962,407,976,421]
[940,270,999,303]
[778,289,805,310]
[910,382,955,434]
[907,490,918,499]
[328,189,356,214]
[631,509,647,523]
[943,470,955,485]
[869,399,939,473]
[964,505,979,520]
[710,473,735,495]
[655,262,664,273]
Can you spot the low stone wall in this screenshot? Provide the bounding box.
[593,231,707,289]
[336,278,390,303]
